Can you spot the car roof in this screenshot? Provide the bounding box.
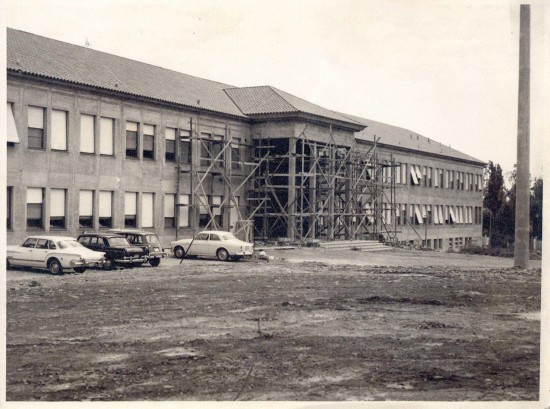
[78,232,124,238]
[25,235,77,241]
[199,231,232,235]
[107,229,153,235]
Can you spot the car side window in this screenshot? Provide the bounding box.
[36,239,48,249]
[196,233,209,241]
[209,234,221,241]
[22,238,38,248]
[78,236,90,246]
[48,241,57,250]
[90,237,100,246]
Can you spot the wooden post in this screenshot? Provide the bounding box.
[514,4,530,268]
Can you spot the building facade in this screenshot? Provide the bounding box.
[6,29,484,251]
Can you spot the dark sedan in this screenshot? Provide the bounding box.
[77,233,146,270]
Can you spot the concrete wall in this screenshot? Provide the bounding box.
[6,77,251,248]
[357,141,484,252]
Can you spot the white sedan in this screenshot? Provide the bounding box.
[171,231,254,261]
[6,236,106,275]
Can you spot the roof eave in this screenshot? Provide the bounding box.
[7,69,249,121]
[246,111,365,132]
[356,138,486,167]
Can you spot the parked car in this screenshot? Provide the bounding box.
[6,236,105,275]
[77,233,146,270]
[107,229,167,267]
[171,230,254,261]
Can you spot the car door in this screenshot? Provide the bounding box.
[188,233,209,256]
[32,239,53,266]
[208,233,222,257]
[10,238,38,266]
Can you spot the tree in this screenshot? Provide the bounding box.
[483,161,505,215]
[530,178,543,239]
[483,161,506,243]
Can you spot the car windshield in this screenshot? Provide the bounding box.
[146,234,161,245]
[108,237,130,246]
[222,234,237,241]
[58,240,84,249]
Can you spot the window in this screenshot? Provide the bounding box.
[143,124,155,160]
[179,129,191,164]
[7,186,13,230]
[78,114,95,153]
[7,103,19,144]
[99,191,113,228]
[212,195,223,227]
[22,238,38,248]
[126,121,139,158]
[230,196,240,229]
[164,194,176,228]
[200,132,211,166]
[79,190,94,228]
[401,163,407,185]
[422,166,427,187]
[100,117,114,156]
[165,128,176,162]
[36,239,49,249]
[212,134,224,164]
[198,195,210,227]
[449,171,454,189]
[142,192,154,228]
[28,106,45,149]
[427,167,432,187]
[395,163,401,184]
[27,187,44,229]
[410,165,421,185]
[231,138,241,169]
[51,109,67,151]
[125,192,138,227]
[50,189,66,229]
[178,194,190,227]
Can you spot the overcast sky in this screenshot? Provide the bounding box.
[4,0,548,178]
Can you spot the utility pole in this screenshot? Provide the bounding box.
[514,4,530,268]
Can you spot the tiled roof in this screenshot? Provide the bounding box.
[338,112,485,165]
[225,86,363,126]
[7,28,246,117]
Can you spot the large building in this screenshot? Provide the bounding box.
[6,28,485,251]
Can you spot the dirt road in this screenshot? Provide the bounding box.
[6,248,540,401]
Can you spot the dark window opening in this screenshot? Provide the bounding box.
[125,215,137,228]
[99,217,112,228]
[28,128,44,149]
[200,141,211,167]
[179,139,191,164]
[165,140,176,162]
[164,217,175,229]
[143,134,155,160]
[27,203,43,229]
[50,216,66,229]
[79,216,94,228]
[126,130,138,158]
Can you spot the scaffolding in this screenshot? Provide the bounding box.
[175,119,400,244]
[176,118,264,243]
[249,126,399,242]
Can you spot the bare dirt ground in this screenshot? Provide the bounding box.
[6,248,541,401]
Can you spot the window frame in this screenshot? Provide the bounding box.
[27,106,45,150]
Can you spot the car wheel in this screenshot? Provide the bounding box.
[47,258,63,275]
[174,246,186,259]
[103,259,114,270]
[149,258,161,267]
[74,267,86,274]
[216,248,230,261]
